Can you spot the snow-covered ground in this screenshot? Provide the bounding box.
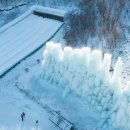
[36,42,130,130]
[0,27,101,130]
[0,77,58,130]
[0,6,68,130]
[1,26,130,130]
[17,41,130,130]
[1,4,130,130]
[0,28,64,130]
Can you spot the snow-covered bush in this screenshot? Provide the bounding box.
[40,42,130,130]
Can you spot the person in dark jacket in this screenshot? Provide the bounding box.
[36,120,39,130]
[21,112,25,122]
[36,120,38,124]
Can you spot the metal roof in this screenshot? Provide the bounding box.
[0,6,66,77]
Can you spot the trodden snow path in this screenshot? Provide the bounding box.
[0,13,63,76]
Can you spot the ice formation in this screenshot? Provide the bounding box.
[41,42,130,130]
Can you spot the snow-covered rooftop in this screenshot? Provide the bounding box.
[0,6,66,77]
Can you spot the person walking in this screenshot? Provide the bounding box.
[21,112,25,122]
[36,120,39,130]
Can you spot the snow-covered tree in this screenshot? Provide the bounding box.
[64,0,126,49]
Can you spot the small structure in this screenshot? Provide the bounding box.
[49,111,74,130]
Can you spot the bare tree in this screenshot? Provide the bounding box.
[64,0,126,48]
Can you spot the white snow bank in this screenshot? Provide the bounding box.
[40,42,130,130]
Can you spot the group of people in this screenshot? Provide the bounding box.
[21,112,39,125]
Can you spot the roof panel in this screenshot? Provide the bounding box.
[0,13,63,76]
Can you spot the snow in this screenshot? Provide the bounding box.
[1,5,130,129]
[111,57,122,90]
[0,9,32,34]
[40,42,130,130]
[0,26,65,130]
[41,42,118,111]
[0,6,67,129]
[19,73,100,130]
[0,13,63,76]
[102,53,111,83]
[1,39,100,130]
[0,75,58,130]
[2,37,130,129]
[1,37,130,129]
[119,29,130,84]
[0,5,66,34]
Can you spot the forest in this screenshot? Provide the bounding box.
[0,0,130,50]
